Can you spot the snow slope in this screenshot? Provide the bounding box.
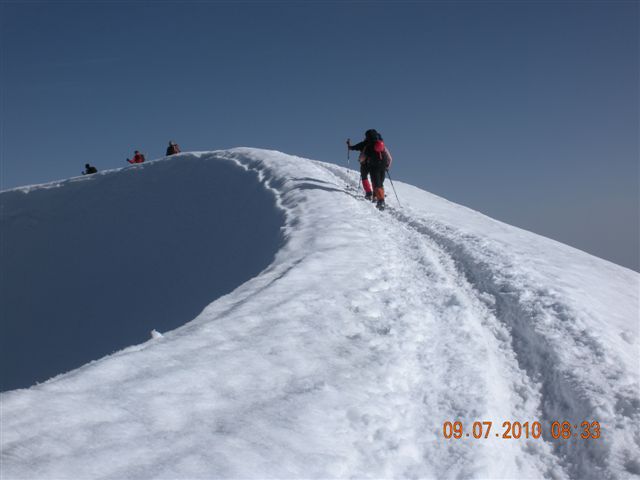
[0,156,283,391]
[1,149,638,479]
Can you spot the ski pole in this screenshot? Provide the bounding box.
[346,138,351,167]
[386,169,401,207]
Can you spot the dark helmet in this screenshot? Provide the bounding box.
[365,129,379,140]
[85,163,90,168]
[134,150,139,154]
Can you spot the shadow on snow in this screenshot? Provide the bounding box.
[0,155,284,391]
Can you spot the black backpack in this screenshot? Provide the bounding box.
[364,131,386,164]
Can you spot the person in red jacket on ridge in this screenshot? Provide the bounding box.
[127,151,145,164]
[347,129,393,209]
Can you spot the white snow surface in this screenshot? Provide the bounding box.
[1,148,639,479]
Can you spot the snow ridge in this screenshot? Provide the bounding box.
[0,153,283,391]
[1,148,638,479]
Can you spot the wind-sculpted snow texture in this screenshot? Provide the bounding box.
[1,149,638,479]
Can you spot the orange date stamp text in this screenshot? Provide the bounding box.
[442,421,600,440]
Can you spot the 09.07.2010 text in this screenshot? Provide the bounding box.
[442,421,600,440]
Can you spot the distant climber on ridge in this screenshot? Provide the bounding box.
[347,129,392,209]
[166,141,181,156]
[127,151,145,164]
[82,164,98,175]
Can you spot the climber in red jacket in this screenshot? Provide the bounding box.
[127,151,145,164]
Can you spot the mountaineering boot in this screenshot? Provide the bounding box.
[375,187,386,210]
[365,191,373,201]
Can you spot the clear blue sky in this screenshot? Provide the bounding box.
[1,0,638,271]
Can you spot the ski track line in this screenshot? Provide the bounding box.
[223,153,559,477]
[316,163,566,478]
[383,208,638,480]
[320,162,639,480]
